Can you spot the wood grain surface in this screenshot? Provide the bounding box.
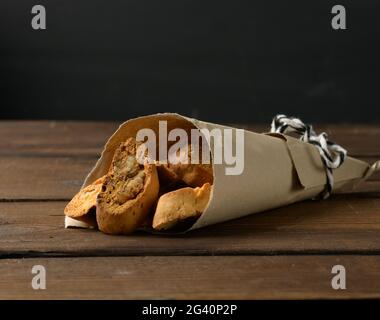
[1,121,379,157]
[1,256,379,299]
[0,121,379,299]
[0,195,380,257]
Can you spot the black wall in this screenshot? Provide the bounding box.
[1,0,379,123]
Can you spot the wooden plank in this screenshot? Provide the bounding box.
[0,121,118,157]
[1,121,379,157]
[0,154,378,201]
[0,156,97,200]
[0,255,379,299]
[1,193,379,257]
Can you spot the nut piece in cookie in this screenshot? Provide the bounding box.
[64,175,106,228]
[96,137,159,234]
[152,183,212,231]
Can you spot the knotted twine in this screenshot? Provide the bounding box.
[270,114,347,199]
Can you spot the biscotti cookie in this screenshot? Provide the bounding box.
[157,143,213,188]
[152,183,212,230]
[96,137,159,234]
[64,175,106,228]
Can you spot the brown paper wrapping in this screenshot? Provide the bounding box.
[65,113,380,232]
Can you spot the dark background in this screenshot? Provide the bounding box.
[1,0,379,123]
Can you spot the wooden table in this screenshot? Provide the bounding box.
[0,121,379,299]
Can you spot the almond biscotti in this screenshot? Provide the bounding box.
[96,137,160,234]
[156,143,213,188]
[64,175,106,228]
[152,183,212,231]
[65,139,213,234]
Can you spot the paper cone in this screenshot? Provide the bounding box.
[65,113,380,232]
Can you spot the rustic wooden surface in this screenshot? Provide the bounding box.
[1,256,379,300]
[0,121,379,299]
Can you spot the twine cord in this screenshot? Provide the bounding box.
[270,114,347,199]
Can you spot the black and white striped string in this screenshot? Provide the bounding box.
[270,114,348,199]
